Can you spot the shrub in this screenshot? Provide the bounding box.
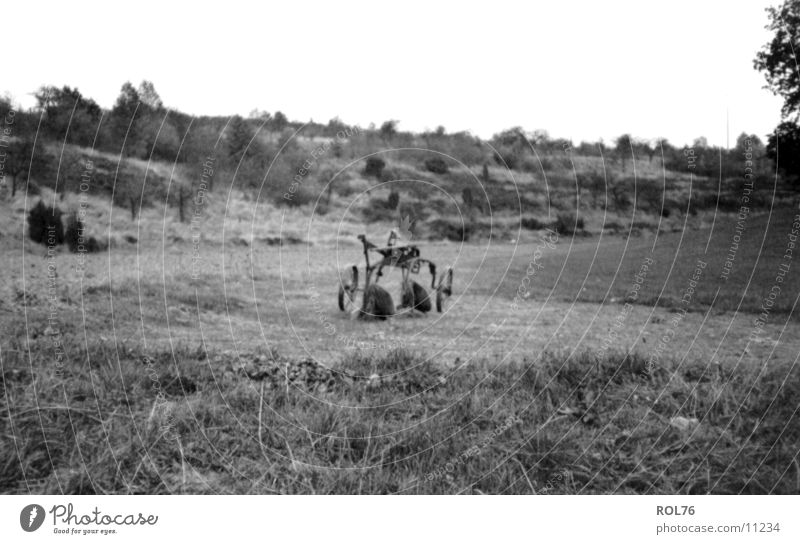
[426,218,490,241]
[462,187,473,208]
[427,218,469,241]
[398,201,427,222]
[65,213,84,252]
[26,180,42,196]
[521,216,548,230]
[492,147,518,170]
[387,190,400,210]
[27,200,64,246]
[423,157,448,174]
[537,156,555,172]
[65,213,101,253]
[630,220,657,230]
[335,176,371,197]
[363,157,386,179]
[579,170,607,203]
[278,185,317,207]
[362,197,395,223]
[553,212,584,235]
[610,181,632,210]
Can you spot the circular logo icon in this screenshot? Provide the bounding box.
[20,504,45,532]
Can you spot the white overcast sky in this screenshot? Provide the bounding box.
[2,0,786,146]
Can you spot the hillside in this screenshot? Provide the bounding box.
[5,135,787,256]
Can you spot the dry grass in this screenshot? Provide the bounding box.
[2,341,798,494]
[3,145,798,495]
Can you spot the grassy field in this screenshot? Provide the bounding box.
[3,144,800,494]
[3,195,800,493]
[2,342,798,494]
[495,206,800,315]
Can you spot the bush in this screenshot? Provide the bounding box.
[462,187,474,208]
[630,220,657,230]
[27,200,64,246]
[65,213,84,252]
[426,218,490,242]
[553,212,584,235]
[65,213,101,253]
[361,197,395,223]
[26,180,42,196]
[334,176,371,198]
[427,218,469,241]
[398,201,427,222]
[387,190,399,210]
[491,144,521,170]
[634,182,666,214]
[423,157,448,174]
[610,180,633,210]
[521,216,548,230]
[278,185,317,207]
[363,157,386,179]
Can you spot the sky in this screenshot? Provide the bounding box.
[2,0,787,147]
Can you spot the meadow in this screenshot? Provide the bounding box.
[2,113,799,495]
[3,182,799,494]
[3,334,799,494]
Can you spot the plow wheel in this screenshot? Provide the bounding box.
[338,264,359,312]
[436,266,453,313]
[401,278,432,313]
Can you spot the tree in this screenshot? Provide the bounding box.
[767,122,800,182]
[530,129,551,146]
[379,120,398,143]
[140,113,181,161]
[735,132,764,153]
[137,80,164,110]
[614,134,632,171]
[755,1,800,120]
[755,1,800,180]
[4,139,50,197]
[114,163,146,221]
[271,111,288,131]
[249,109,271,121]
[109,82,144,157]
[226,115,253,165]
[630,139,654,162]
[645,142,656,162]
[491,127,527,169]
[326,116,346,134]
[34,85,101,146]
